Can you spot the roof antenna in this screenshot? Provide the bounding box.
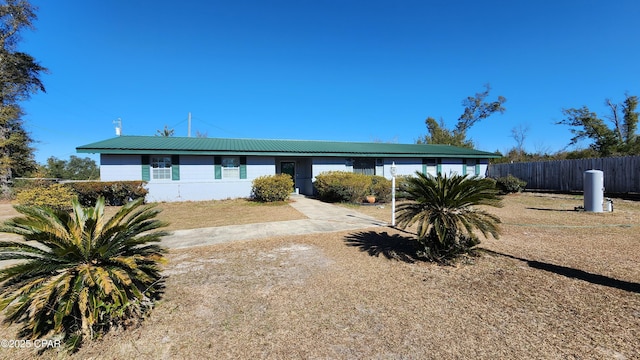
[113,118,122,136]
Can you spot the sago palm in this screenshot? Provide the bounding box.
[0,197,168,350]
[396,172,502,261]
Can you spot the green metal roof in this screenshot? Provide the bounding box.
[77,136,501,158]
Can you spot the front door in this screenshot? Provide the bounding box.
[281,161,296,190]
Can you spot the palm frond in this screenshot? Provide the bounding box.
[395,172,502,261]
[0,196,168,351]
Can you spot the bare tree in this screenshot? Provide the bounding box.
[510,123,529,160]
[605,98,623,140]
[533,141,551,157]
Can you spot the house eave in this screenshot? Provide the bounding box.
[77,148,500,159]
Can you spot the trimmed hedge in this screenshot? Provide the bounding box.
[251,174,294,202]
[65,181,148,206]
[9,178,58,200]
[15,184,77,211]
[314,171,392,203]
[15,181,148,208]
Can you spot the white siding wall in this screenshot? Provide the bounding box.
[247,156,276,179]
[100,154,142,181]
[99,154,490,202]
[441,158,464,176]
[147,156,275,202]
[311,157,348,178]
[478,160,489,177]
[146,181,253,202]
[180,155,214,180]
[101,155,276,202]
[382,158,422,178]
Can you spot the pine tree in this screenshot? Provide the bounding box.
[417,84,506,148]
[558,94,640,157]
[0,0,47,197]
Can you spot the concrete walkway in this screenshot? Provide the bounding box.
[160,195,388,249]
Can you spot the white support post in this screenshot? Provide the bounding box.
[390,161,397,227]
[391,175,396,226]
[188,112,192,137]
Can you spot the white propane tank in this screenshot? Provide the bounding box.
[584,170,604,212]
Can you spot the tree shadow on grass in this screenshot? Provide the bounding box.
[344,230,422,263]
[483,249,640,294]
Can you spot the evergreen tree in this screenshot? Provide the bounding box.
[417,84,506,148]
[558,94,640,157]
[44,155,99,180]
[0,0,46,196]
[622,95,639,153]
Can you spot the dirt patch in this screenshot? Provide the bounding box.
[0,202,18,222]
[0,203,20,243]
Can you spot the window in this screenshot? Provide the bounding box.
[353,158,375,175]
[466,159,477,176]
[222,156,240,179]
[423,158,437,176]
[151,156,172,180]
[214,156,246,180]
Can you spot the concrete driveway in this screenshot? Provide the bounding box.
[160,195,388,249]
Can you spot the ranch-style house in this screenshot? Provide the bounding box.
[76,136,500,202]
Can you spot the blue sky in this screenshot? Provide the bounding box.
[17,0,640,164]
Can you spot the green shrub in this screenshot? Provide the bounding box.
[65,181,148,206]
[495,175,526,194]
[314,171,372,203]
[370,175,392,202]
[15,184,77,211]
[396,172,502,263]
[252,174,294,202]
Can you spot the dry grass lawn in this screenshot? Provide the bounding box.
[0,193,639,359]
[152,198,307,231]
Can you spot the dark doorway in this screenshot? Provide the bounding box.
[281,161,296,190]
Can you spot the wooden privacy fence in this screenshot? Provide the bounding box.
[487,156,640,194]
